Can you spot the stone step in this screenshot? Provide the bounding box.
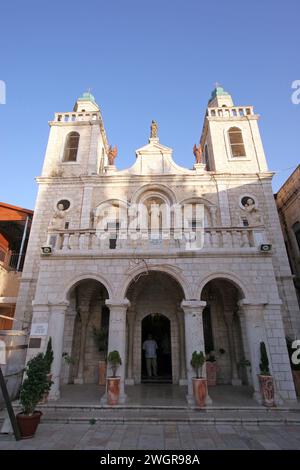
[4,404,300,426]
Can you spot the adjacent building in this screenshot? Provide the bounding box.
[0,202,33,329]
[276,165,300,307]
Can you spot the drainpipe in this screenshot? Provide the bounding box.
[16,216,30,271]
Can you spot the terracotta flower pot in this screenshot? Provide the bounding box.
[292,370,300,396]
[258,374,275,407]
[192,378,207,407]
[16,411,43,439]
[206,361,217,386]
[107,377,120,405]
[98,360,107,386]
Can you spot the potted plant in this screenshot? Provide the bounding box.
[107,350,122,405]
[206,351,217,386]
[286,337,300,396]
[40,337,54,403]
[93,326,108,386]
[16,353,52,438]
[258,341,275,407]
[190,350,207,407]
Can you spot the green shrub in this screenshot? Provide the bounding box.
[107,350,122,378]
[19,353,52,415]
[259,341,270,376]
[190,351,206,378]
[44,337,54,374]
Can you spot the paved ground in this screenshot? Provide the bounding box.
[1,422,300,450]
[53,383,260,407]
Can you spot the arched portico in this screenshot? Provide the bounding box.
[60,278,109,388]
[125,270,186,385]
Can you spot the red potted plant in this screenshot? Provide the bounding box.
[107,350,122,405]
[191,350,207,407]
[17,353,52,438]
[258,341,275,407]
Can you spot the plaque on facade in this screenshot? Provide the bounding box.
[30,323,48,337]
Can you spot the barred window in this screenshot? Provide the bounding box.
[63,132,80,162]
[228,127,246,157]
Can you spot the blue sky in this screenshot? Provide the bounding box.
[0,0,299,209]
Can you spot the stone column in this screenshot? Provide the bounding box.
[224,313,241,386]
[74,305,90,384]
[238,300,267,403]
[105,298,130,403]
[263,302,297,402]
[177,309,187,385]
[126,308,135,385]
[181,300,211,405]
[47,302,69,400]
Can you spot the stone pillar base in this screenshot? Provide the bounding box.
[179,379,188,386]
[186,393,212,407]
[48,390,61,401]
[231,378,242,386]
[74,378,84,384]
[100,392,128,405]
[125,378,135,385]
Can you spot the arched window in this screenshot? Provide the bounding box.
[63,132,80,162]
[292,221,300,252]
[228,127,246,157]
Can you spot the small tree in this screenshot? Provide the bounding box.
[259,341,270,376]
[93,326,108,360]
[190,351,206,378]
[107,350,122,378]
[19,353,52,415]
[44,337,54,375]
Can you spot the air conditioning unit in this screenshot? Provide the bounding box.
[260,244,272,252]
[41,246,52,255]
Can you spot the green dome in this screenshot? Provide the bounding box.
[209,85,230,101]
[77,91,96,103]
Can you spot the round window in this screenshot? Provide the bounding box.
[57,199,70,211]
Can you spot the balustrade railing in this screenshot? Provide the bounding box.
[45,226,265,254]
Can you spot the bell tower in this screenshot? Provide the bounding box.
[200,86,268,173]
[41,92,109,177]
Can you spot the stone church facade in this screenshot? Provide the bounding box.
[14,87,300,404]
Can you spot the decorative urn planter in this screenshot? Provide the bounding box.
[107,377,121,405]
[16,411,43,439]
[258,374,275,407]
[206,362,217,386]
[192,378,207,407]
[98,360,107,386]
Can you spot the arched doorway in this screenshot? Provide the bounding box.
[141,313,172,383]
[61,279,109,385]
[125,270,186,385]
[201,278,250,387]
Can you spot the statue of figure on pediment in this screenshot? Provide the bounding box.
[193,143,203,164]
[49,203,66,230]
[150,120,158,139]
[108,145,118,165]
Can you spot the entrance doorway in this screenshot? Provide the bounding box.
[141,314,172,383]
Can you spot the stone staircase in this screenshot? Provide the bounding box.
[4,402,300,426]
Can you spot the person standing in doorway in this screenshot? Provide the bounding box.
[143,333,158,377]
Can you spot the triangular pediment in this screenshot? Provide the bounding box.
[117,138,195,175]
